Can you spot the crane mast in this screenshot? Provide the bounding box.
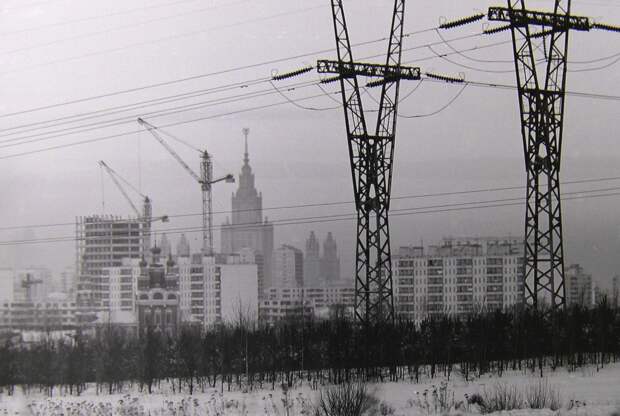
[137,118,234,255]
[200,151,213,257]
[99,160,157,257]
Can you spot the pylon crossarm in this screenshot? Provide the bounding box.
[317,60,420,80]
[488,7,590,30]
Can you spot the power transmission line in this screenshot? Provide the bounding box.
[0,79,318,148]
[1,74,619,160]
[3,29,616,139]
[0,0,258,57]
[2,177,620,232]
[0,5,329,79]
[0,0,224,37]
[2,187,619,246]
[0,27,438,120]
[2,26,617,126]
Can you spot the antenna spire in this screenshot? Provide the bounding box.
[242,127,250,165]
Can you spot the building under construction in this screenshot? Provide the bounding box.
[75,205,151,311]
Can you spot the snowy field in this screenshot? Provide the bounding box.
[1,364,619,415]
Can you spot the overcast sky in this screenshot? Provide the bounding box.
[0,0,618,288]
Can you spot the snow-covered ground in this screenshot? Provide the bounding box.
[1,364,619,415]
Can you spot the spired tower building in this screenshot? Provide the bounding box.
[321,232,340,283]
[221,129,274,294]
[303,231,321,286]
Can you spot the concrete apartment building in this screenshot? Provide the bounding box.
[76,215,148,309]
[565,264,593,307]
[394,237,525,321]
[272,245,304,288]
[0,269,14,303]
[177,250,259,328]
[103,258,142,320]
[259,281,355,323]
[101,247,258,329]
[0,300,78,331]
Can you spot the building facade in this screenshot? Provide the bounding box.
[135,247,180,337]
[272,245,304,289]
[0,300,78,331]
[0,269,14,303]
[177,252,259,328]
[259,282,354,323]
[565,264,593,307]
[103,258,141,318]
[394,237,525,321]
[76,214,148,309]
[220,138,274,294]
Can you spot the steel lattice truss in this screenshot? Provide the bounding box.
[489,0,590,309]
[318,0,419,325]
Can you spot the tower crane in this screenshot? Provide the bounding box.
[137,118,234,255]
[99,160,169,255]
[22,273,43,302]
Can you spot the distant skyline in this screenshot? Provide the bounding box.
[0,0,619,288]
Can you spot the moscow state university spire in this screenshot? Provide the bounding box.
[221,128,274,293]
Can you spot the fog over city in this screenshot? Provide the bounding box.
[2,1,620,414]
[0,0,619,288]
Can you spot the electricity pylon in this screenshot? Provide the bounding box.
[486,1,618,309]
[318,0,420,325]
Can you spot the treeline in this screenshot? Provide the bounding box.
[0,301,619,396]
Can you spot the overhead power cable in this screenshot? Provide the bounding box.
[0,78,270,137]
[1,75,619,160]
[0,26,438,120]
[398,83,468,118]
[0,0,206,37]
[0,0,259,57]
[3,175,620,232]
[2,188,620,246]
[0,4,328,79]
[2,25,616,124]
[3,35,617,145]
[0,79,320,148]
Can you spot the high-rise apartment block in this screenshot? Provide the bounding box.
[104,258,141,319]
[176,252,259,328]
[259,281,355,323]
[273,245,304,288]
[76,215,148,308]
[565,264,593,307]
[394,237,525,321]
[0,269,14,303]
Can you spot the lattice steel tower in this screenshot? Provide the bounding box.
[318,0,420,325]
[488,0,599,309]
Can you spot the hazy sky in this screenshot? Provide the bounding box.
[0,0,619,288]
